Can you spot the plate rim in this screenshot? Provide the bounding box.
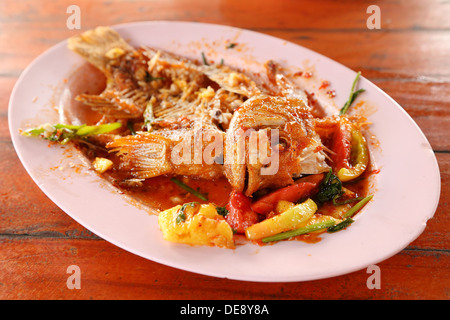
[8,20,441,282]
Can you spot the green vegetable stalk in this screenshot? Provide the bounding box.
[21,122,122,144]
[340,71,365,115]
[327,195,373,232]
[327,217,354,233]
[171,178,208,201]
[342,195,373,218]
[261,195,373,241]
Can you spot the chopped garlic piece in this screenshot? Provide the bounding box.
[228,72,244,87]
[92,157,113,174]
[198,86,215,99]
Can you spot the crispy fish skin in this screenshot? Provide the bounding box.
[224,95,329,196]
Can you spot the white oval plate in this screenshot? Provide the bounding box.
[9,21,441,282]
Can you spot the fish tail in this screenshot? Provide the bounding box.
[107,133,173,179]
[67,26,133,71]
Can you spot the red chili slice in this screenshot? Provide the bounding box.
[331,119,352,171]
[250,173,324,215]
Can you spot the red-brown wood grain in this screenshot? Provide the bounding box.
[0,0,448,300]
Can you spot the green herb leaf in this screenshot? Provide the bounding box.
[145,71,165,82]
[176,202,200,224]
[339,71,365,115]
[201,52,209,66]
[226,43,237,49]
[127,121,136,135]
[176,211,186,224]
[180,202,200,211]
[216,206,229,217]
[315,169,342,203]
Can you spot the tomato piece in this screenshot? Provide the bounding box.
[331,119,352,171]
[225,191,259,234]
[250,173,324,215]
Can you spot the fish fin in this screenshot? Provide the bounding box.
[107,133,173,179]
[76,89,147,119]
[201,65,262,97]
[265,60,309,104]
[67,26,133,71]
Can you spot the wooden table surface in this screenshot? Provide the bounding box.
[1,0,448,300]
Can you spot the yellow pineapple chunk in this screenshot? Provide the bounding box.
[158,203,235,249]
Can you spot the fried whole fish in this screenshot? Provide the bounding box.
[67,26,331,197]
